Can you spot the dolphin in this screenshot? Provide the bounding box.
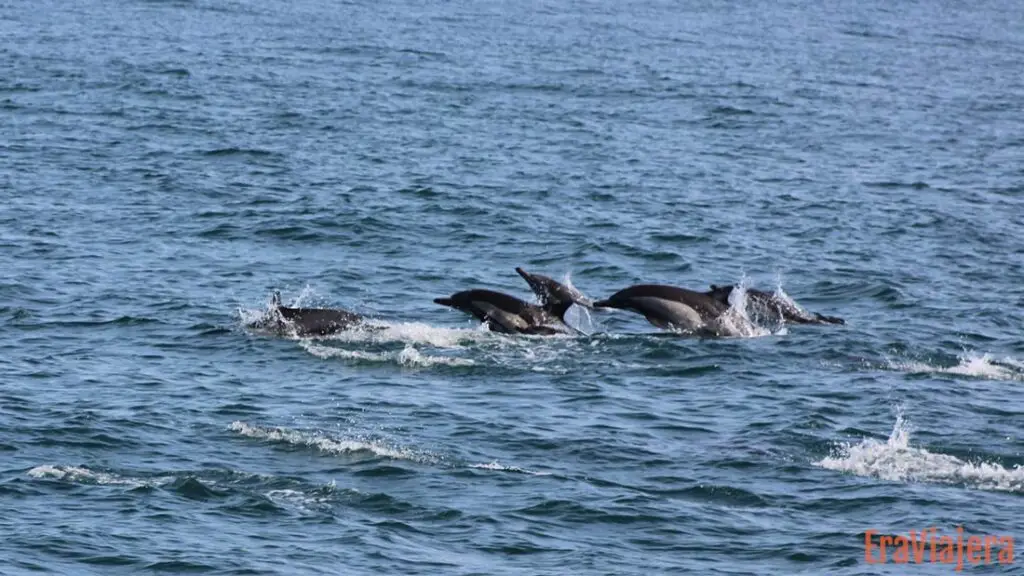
[592,284,730,335]
[706,284,845,325]
[514,267,593,315]
[247,292,364,337]
[434,268,590,335]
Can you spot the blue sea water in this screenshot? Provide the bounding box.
[2,0,1023,574]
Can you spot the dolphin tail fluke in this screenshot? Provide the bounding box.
[271,291,282,307]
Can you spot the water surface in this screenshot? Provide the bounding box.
[2,0,1023,574]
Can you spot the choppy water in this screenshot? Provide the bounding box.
[3,0,1023,574]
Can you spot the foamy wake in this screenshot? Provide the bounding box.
[469,461,552,476]
[299,340,475,367]
[320,321,491,348]
[27,465,172,488]
[229,421,440,464]
[816,411,1024,493]
[886,352,1023,381]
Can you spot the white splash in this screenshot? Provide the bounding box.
[27,465,170,488]
[886,352,1023,381]
[299,341,475,367]
[769,286,802,314]
[237,303,273,328]
[229,421,439,464]
[237,290,288,334]
[816,410,1024,493]
[715,281,775,338]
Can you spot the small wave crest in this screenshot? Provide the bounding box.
[469,461,552,476]
[264,482,344,515]
[27,465,171,488]
[816,410,1024,493]
[229,421,439,464]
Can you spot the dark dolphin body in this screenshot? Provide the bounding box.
[515,267,593,314]
[707,284,844,325]
[434,268,590,335]
[592,284,730,334]
[247,292,365,337]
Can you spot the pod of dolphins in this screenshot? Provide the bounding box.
[247,267,844,338]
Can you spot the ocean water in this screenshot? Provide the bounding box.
[2,0,1023,574]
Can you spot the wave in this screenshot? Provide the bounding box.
[815,410,1024,493]
[228,421,441,465]
[230,423,558,479]
[27,464,345,516]
[22,316,165,328]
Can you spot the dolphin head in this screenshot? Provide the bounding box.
[433,295,461,310]
[706,284,734,305]
[515,267,593,319]
[433,291,481,316]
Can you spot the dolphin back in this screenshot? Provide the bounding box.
[597,285,726,316]
[593,284,728,333]
[277,306,362,336]
[433,289,544,334]
[708,284,845,325]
